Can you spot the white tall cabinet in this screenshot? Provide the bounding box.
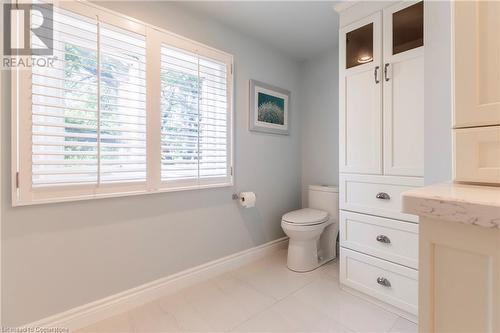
[338,1,424,320]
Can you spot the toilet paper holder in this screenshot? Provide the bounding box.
[232,192,254,201]
[233,192,257,208]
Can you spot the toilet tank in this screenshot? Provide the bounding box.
[308,185,339,222]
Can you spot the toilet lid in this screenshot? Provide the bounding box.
[282,208,329,225]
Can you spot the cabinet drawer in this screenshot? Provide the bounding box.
[454,126,500,184]
[339,174,423,222]
[340,211,418,269]
[340,248,418,315]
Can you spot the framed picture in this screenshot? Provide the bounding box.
[249,79,290,135]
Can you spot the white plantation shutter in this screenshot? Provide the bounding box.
[30,8,146,187]
[13,1,233,205]
[99,23,147,183]
[160,45,230,185]
[31,8,99,186]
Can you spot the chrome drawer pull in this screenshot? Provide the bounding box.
[374,66,380,84]
[384,63,390,82]
[377,277,391,287]
[376,235,391,244]
[376,192,391,200]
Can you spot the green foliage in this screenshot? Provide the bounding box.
[61,42,204,165]
[62,43,142,161]
[160,69,201,161]
[62,43,98,160]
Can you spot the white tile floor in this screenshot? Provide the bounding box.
[78,249,418,333]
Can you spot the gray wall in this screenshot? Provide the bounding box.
[299,47,339,206]
[1,2,303,325]
[423,1,453,185]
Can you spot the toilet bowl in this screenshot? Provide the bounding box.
[281,185,339,272]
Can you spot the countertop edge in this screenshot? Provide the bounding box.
[401,183,500,229]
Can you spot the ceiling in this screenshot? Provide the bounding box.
[176,1,341,61]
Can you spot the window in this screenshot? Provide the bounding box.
[98,23,147,184]
[12,2,233,205]
[31,9,147,187]
[31,9,100,187]
[160,46,229,186]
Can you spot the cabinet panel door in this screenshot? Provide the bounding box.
[454,1,500,128]
[454,126,500,184]
[383,1,424,177]
[339,13,383,174]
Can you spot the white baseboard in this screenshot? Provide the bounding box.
[28,237,288,332]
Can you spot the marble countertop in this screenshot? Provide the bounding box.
[402,182,500,228]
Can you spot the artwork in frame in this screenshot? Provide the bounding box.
[249,79,290,135]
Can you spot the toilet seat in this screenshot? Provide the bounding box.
[282,208,329,226]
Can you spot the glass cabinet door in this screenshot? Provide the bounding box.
[346,23,374,69]
[392,2,423,55]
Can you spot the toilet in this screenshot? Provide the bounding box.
[281,185,339,272]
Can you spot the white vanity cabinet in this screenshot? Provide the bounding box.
[453,0,500,185]
[338,1,424,321]
[402,184,500,333]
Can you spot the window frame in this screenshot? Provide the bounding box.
[11,1,234,206]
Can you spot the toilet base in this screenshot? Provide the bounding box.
[282,221,338,272]
[286,238,335,272]
[287,255,335,273]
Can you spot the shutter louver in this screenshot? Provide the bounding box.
[160,45,228,183]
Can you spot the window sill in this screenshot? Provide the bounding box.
[12,180,234,207]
